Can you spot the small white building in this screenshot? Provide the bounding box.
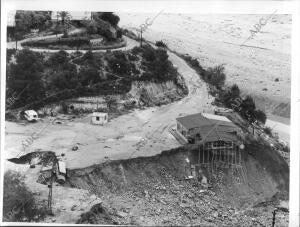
[24,110,39,122]
[91,112,108,125]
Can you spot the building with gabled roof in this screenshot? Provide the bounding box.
[176,112,244,169]
[176,112,240,144]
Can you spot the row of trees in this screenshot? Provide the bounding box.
[219,85,267,124]
[182,54,267,125]
[12,11,52,45]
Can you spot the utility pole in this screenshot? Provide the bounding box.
[272,209,277,227]
[48,162,57,215]
[140,27,143,47]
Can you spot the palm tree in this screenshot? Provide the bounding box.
[57,11,71,25]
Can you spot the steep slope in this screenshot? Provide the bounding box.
[66,141,289,225]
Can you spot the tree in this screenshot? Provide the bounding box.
[3,171,46,222]
[253,109,267,125]
[230,84,240,98]
[104,95,117,110]
[14,11,52,42]
[78,66,101,86]
[240,95,256,123]
[57,11,71,25]
[50,70,78,89]
[7,49,45,105]
[92,12,120,27]
[205,65,226,89]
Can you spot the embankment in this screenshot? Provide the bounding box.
[65,140,289,225]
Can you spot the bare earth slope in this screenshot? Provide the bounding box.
[67,143,289,226]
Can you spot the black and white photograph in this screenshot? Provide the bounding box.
[1,0,299,226]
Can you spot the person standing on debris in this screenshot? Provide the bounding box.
[198,169,208,187]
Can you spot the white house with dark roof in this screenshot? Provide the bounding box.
[176,112,241,146]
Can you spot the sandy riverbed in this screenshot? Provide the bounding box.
[118,13,291,119]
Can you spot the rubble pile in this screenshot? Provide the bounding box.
[74,172,288,226]
[67,146,289,226]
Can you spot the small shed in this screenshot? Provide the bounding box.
[24,110,39,122]
[91,112,108,125]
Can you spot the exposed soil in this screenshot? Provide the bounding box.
[64,140,289,226]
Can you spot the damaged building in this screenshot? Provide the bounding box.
[176,113,244,169]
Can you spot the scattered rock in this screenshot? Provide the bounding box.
[71,204,77,211]
[116,211,128,218]
[72,145,78,151]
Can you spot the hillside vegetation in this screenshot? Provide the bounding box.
[6,44,186,114]
[20,12,124,50]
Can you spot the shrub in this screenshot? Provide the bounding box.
[264,126,273,136]
[79,66,102,86]
[22,37,90,48]
[46,50,69,68]
[6,49,17,63]
[205,65,226,89]
[6,49,45,107]
[93,12,120,28]
[3,170,46,222]
[116,29,123,38]
[181,54,205,77]
[253,109,267,125]
[282,145,290,153]
[106,51,137,76]
[50,70,78,89]
[61,101,69,114]
[155,40,167,48]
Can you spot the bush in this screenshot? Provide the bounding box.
[6,49,45,107]
[116,29,122,38]
[93,12,120,28]
[282,145,290,153]
[46,50,69,68]
[6,49,17,63]
[106,51,137,76]
[79,66,102,86]
[61,101,69,114]
[155,40,167,48]
[204,65,226,89]
[253,109,267,125]
[22,37,90,48]
[50,70,78,89]
[3,170,46,222]
[264,126,273,136]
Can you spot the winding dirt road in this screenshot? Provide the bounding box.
[5,38,213,169]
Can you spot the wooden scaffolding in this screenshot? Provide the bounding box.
[195,141,246,183]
